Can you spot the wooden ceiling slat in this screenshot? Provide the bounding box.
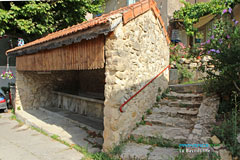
[16,35,105,71]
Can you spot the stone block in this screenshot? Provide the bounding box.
[169,69,178,85]
[121,143,151,160]
[211,135,221,145]
[189,63,198,69]
[179,58,186,64]
[115,71,126,80]
[148,147,178,160]
[219,149,232,160]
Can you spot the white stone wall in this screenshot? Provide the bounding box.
[15,72,57,110]
[103,10,169,150]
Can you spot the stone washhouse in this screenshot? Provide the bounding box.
[6,0,170,151]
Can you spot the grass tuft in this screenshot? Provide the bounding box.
[31,126,48,136]
[146,109,152,115]
[129,135,178,148]
[10,114,24,125]
[10,114,124,160]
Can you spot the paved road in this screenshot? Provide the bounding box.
[0,111,84,160]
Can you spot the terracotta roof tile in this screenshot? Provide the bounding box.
[6,0,170,55]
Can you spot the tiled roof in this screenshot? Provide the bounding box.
[6,0,170,55]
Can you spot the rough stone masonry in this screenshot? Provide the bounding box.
[103,10,169,151]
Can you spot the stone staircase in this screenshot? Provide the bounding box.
[121,83,204,160]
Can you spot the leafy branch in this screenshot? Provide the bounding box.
[173,0,240,36]
[0,0,105,42]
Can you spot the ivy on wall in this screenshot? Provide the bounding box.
[173,0,240,36]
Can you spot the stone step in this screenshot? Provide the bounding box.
[131,125,190,144]
[166,91,203,102]
[145,114,195,129]
[159,99,201,108]
[152,106,199,118]
[169,83,203,94]
[120,142,179,160]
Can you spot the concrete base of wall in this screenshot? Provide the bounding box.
[52,91,104,119]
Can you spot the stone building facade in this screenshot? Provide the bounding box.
[7,0,170,151]
[104,0,184,29]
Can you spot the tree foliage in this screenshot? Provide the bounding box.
[0,0,105,41]
[173,0,240,36]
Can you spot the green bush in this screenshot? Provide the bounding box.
[212,93,240,158]
[212,112,240,158]
[194,10,240,98]
[175,63,193,81]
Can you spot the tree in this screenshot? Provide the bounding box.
[0,0,105,42]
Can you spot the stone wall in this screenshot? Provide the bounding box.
[156,0,168,29]
[103,10,169,150]
[169,56,213,84]
[15,71,57,110]
[167,0,184,26]
[169,69,207,85]
[187,95,220,144]
[54,91,104,118]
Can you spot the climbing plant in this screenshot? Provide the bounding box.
[173,0,240,36]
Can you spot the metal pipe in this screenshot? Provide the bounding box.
[119,65,170,112]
